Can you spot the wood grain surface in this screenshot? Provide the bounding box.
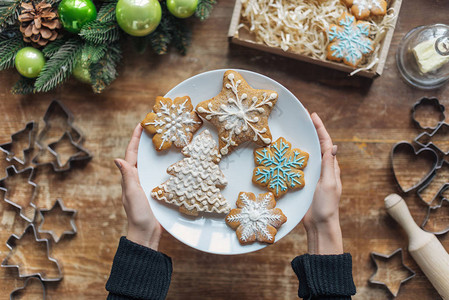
[1,1,449,299]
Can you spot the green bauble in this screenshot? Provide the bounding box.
[72,62,91,83]
[167,0,198,18]
[15,47,46,78]
[58,0,97,33]
[115,0,161,36]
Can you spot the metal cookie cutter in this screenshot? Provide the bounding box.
[0,165,38,222]
[369,248,415,297]
[391,142,438,193]
[417,160,449,205]
[38,198,77,243]
[0,121,38,165]
[10,276,46,300]
[421,196,449,235]
[411,97,445,130]
[1,223,63,282]
[415,122,449,156]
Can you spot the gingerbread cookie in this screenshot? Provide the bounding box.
[253,137,309,198]
[345,0,387,20]
[226,191,287,245]
[196,70,278,156]
[141,96,202,151]
[151,130,230,216]
[327,13,373,68]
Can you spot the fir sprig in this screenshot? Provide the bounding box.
[96,0,118,22]
[0,0,21,28]
[89,42,121,93]
[11,76,34,94]
[34,38,83,92]
[81,42,107,63]
[79,21,119,44]
[42,37,68,58]
[195,0,216,21]
[171,19,191,55]
[0,32,24,70]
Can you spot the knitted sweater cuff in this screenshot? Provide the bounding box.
[291,253,356,300]
[106,237,173,300]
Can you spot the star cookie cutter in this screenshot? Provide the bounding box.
[390,142,438,193]
[415,122,449,156]
[368,248,416,297]
[38,198,77,243]
[421,196,449,235]
[0,165,38,222]
[10,276,46,300]
[0,121,38,165]
[411,97,445,130]
[1,223,63,282]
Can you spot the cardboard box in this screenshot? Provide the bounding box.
[228,0,402,78]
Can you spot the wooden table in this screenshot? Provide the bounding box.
[1,1,448,299]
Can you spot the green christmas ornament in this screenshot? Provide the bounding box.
[167,0,198,18]
[115,0,161,36]
[72,61,91,83]
[15,47,46,78]
[58,0,97,33]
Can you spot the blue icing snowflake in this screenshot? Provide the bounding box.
[253,137,309,198]
[327,13,373,67]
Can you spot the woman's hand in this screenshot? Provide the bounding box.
[114,124,162,250]
[302,113,343,255]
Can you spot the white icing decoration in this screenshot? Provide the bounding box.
[145,98,202,149]
[352,0,383,16]
[197,72,277,155]
[151,130,230,214]
[226,193,284,242]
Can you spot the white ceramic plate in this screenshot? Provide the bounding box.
[137,69,321,255]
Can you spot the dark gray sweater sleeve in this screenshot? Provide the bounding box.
[106,237,172,300]
[291,253,356,300]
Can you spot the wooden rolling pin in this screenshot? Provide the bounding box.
[385,194,449,300]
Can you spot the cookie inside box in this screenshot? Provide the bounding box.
[230,0,400,77]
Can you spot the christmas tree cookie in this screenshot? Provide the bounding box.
[253,137,309,198]
[327,13,373,68]
[344,0,387,20]
[151,130,230,216]
[226,191,287,245]
[196,70,278,156]
[141,96,202,151]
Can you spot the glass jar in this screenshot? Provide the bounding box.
[397,24,449,89]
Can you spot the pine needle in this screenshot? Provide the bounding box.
[89,42,121,93]
[42,37,68,58]
[81,42,107,63]
[0,0,22,28]
[0,32,24,70]
[34,38,83,92]
[11,76,35,94]
[79,21,120,44]
[195,0,216,21]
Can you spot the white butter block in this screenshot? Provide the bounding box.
[412,38,449,73]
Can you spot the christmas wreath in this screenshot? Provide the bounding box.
[0,0,216,94]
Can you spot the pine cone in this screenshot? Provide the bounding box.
[19,1,62,47]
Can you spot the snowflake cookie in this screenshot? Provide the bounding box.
[253,137,309,198]
[141,96,202,151]
[151,130,230,216]
[196,70,278,156]
[226,191,287,245]
[345,0,387,20]
[327,13,374,68]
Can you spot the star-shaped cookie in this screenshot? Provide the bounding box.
[226,191,286,245]
[196,70,278,156]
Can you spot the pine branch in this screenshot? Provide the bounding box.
[42,37,67,58]
[96,0,118,22]
[195,0,216,21]
[0,32,24,70]
[171,18,191,55]
[81,42,107,64]
[11,76,35,94]
[79,21,120,44]
[89,42,121,93]
[34,38,83,92]
[0,0,21,28]
[148,11,172,55]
